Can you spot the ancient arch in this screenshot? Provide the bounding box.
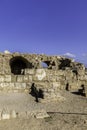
[41,61,48,68]
[10,56,30,75]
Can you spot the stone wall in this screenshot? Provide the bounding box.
[0,52,87,99]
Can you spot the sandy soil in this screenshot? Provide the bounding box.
[0,90,87,130]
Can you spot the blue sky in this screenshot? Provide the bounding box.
[0,0,87,64]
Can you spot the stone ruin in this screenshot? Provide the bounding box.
[0,52,87,101]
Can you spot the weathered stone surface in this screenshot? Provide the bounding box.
[25,69,35,75]
[28,75,32,82]
[4,75,11,82]
[35,69,46,81]
[0,53,86,101]
[35,111,49,119]
[0,76,4,82]
[23,75,29,82]
[1,109,10,120]
[15,83,26,89]
[10,110,17,118]
[17,76,23,82]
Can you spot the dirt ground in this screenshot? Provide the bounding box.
[0,90,87,130]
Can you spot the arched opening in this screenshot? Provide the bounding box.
[10,56,29,75]
[41,61,48,68]
[59,59,71,70]
[41,60,56,69]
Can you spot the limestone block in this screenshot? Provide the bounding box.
[0,83,10,88]
[28,75,32,82]
[0,70,4,75]
[84,75,87,80]
[24,75,29,82]
[0,75,4,82]
[0,83,4,88]
[15,83,20,89]
[4,75,11,82]
[35,82,47,88]
[65,76,73,81]
[26,83,32,92]
[25,69,35,75]
[11,75,17,82]
[33,110,49,119]
[1,109,10,120]
[69,82,79,90]
[57,71,65,76]
[10,110,17,118]
[9,83,15,88]
[78,70,85,75]
[47,88,55,93]
[52,82,61,89]
[22,83,26,89]
[56,76,65,81]
[48,75,56,82]
[35,69,46,80]
[35,112,49,119]
[15,83,26,89]
[17,76,23,82]
[60,85,66,90]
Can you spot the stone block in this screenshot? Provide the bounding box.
[9,83,15,88]
[28,76,32,82]
[25,69,35,75]
[11,75,17,82]
[1,109,10,120]
[0,75,4,82]
[24,75,29,82]
[15,83,26,89]
[35,69,46,81]
[17,76,23,82]
[35,111,49,119]
[4,75,11,82]
[56,76,64,81]
[48,75,56,82]
[0,83,10,88]
[22,83,26,89]
[33,110,49,119]
[26,83,32,88]
[57,71,65,76]
[52,82,61,89]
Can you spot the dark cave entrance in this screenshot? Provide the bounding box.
[10,56,29,75]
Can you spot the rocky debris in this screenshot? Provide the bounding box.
[0,52,86,102]
[0,109,17,120]
[16,110,49,119]
[34,111,49,119]
[32,110,50,119]
[1,109,10,120]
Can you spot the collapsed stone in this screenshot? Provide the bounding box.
[0,52,86,101]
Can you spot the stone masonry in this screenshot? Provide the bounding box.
[0,52,87,100]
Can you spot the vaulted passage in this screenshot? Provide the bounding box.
[10,56,29,75]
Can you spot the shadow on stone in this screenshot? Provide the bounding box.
[71,84,86,97]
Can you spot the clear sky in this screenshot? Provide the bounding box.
[0,0,87,63]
